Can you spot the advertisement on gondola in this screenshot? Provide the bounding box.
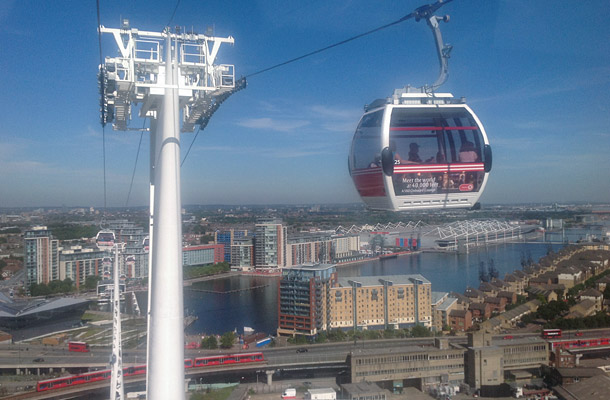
[392,169,483,196]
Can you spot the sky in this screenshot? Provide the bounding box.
[0,0,609,208]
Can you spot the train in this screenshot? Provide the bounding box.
[549,337,610,350]
[37,352,265,392]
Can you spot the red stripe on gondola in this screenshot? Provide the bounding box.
[351,168,385,197]
[394,163,484,173]
[390,126,479,131]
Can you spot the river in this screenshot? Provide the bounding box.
[175,240,565,337]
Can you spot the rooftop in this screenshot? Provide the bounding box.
[553,375,610,400]
[336,274,430,288]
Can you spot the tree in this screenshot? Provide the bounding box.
[383,327,396,339]
[220,331,236,349]
[30,283,50,297]
[201,336,218,349]
[315,332,328,343]
[410,325,432,337]
[85,275,102,290]
[327,329,346,342]
[537,300,568,321]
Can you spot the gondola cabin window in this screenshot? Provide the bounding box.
[389,107,486,197]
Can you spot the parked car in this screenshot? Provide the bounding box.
[33,357,44,362]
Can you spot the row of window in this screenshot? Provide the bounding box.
[503,344,546,354]
[504,356,548,365]
[356,353,429,364]
[429,353,464,361]
[355,363,464,377]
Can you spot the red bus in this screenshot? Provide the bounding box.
[542,329,562,339]
[68,341,90,352]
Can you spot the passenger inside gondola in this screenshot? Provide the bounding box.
[458,141,479,162]
[407,142,422,163]
[390,140,405,164]
[368,155,381,168]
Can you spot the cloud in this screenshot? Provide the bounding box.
[0,159,47,172]
[471,67,610,105]
[322,121,357,133]
[310,105,359,120]
[236,117,310,132]
[267,148,334,158]
[193,143,333,159]
[238,102,360,134]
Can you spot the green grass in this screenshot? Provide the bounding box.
[189,387,234,400]
[82,311,111,322]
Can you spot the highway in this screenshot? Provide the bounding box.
[2,329,610,398]
[5,329,610,369]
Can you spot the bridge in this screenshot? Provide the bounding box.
[6,331,610,398]
[0,345,353,399]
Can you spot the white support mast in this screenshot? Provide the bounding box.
[147,31,184,399]
[110,245,124,400]
[98,21,243,399]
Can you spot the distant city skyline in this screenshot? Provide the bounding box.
[0,0,609,208]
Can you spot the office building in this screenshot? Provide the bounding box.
[182,244,224,267]
[24,226,59,286]
[350,339,465,389]
[465,331,548,396]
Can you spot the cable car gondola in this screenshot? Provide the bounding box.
[96,230,115,251]
[348,1,492,211]
[125,255,136,279]
[142,236,149,253]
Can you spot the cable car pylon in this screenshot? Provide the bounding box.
[98,21,238,400]
[110,243,124,400]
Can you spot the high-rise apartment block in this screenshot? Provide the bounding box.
[24,226,59,286]
[286,232,333,267]
[231,237,255,268]
[106,220,148,278]
[255,219,287,268]
[277,263,337,337]
[59,246,106,289]
[215,229,248,263]
[244,219,360,269]
[332,234,361,261]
